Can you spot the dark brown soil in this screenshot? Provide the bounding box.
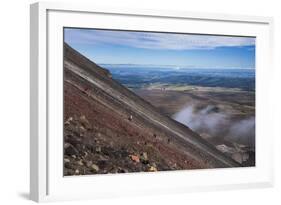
[64,75,205,176]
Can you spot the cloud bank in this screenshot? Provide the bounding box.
[173,105,255,146]
[65,28,255,51]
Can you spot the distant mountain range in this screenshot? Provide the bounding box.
[101,64,255,91]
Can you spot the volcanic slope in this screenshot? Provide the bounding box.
[63,43,241,176]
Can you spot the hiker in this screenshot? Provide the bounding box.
[82,86,89,94]
[128,115,133,121]
[82,86,92,97]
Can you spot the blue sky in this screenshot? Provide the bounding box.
[64,28,255,69]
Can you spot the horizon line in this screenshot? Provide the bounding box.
[98,63,255,70]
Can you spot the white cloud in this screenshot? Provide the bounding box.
[65,28,255,50]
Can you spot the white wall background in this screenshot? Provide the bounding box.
[0,0,280,204]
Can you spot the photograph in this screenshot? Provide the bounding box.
[63,28,255,176]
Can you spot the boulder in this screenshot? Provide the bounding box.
[91,164,99,172]
[80,115,91,129]
[130,155,140,163]
[64,143,78,156]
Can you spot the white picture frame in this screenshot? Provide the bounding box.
[30,2,274,202]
